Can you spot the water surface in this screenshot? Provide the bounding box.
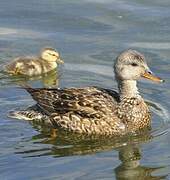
[0,0,170,179]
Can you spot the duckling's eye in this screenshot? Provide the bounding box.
[49,53,56,56]
[131,63,138,66]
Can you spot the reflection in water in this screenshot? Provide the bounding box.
[14,122,152,157]
[0,69,60,88]
[115,145,166,180]
[25,121,153,156]
[41,69,59,88]
[14,122,167,179]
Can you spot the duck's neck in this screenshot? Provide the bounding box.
[48,61,57,68]
[41,55,58,68]
[118,80,141,99]
[41,58,57,68]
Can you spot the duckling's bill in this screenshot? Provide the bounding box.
[56,58,64,64]
[142,71,164,83]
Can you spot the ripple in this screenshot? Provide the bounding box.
[147,99,170,123]
[130,42,170,50]
[65,63,113,77]
[0,27,45,39]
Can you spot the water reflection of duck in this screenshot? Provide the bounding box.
[4,48,64,76]
[41,69,59,88]
[115,145,166,180]
[9,49,164,135]
[16,124,153,156]
[22,69,59,88]
[14,127,167,179]
[1,68,60,88]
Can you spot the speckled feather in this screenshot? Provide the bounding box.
[22,86,150,135]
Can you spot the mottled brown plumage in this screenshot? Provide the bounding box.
[9,49,163,135]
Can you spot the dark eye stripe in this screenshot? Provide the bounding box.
[49,53,56,56]
[131,63,138,66]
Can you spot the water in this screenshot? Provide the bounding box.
[0,0,170,179]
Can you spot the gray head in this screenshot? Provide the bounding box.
[114,49,163,83]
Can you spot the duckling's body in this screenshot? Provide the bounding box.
[9,49,163,136]
[5,57,57,76]
[5,48,64,76]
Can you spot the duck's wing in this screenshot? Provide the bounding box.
[25,87,119,118]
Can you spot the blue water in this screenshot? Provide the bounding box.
[0,0,170,179]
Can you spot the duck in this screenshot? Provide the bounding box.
[4,48,64,76]
[8,49,164,136]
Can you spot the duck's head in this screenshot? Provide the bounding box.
[41,48,64,64]
[114,49,164,83]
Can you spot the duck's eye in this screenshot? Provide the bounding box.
[49,53,56,56]
[131,63,138,66]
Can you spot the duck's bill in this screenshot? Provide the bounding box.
[56,58,64,64]
[142,71,164,83]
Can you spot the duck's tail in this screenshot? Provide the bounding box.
[8,110,44,120]
[8,109,52,126]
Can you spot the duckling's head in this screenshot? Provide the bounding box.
[41,48,64,64]
[114,49,163,83]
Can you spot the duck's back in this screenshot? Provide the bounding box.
[25,86,125,135]
[26,87,119,113]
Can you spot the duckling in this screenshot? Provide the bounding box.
[9,49,164,136]
[4,48,64,76]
